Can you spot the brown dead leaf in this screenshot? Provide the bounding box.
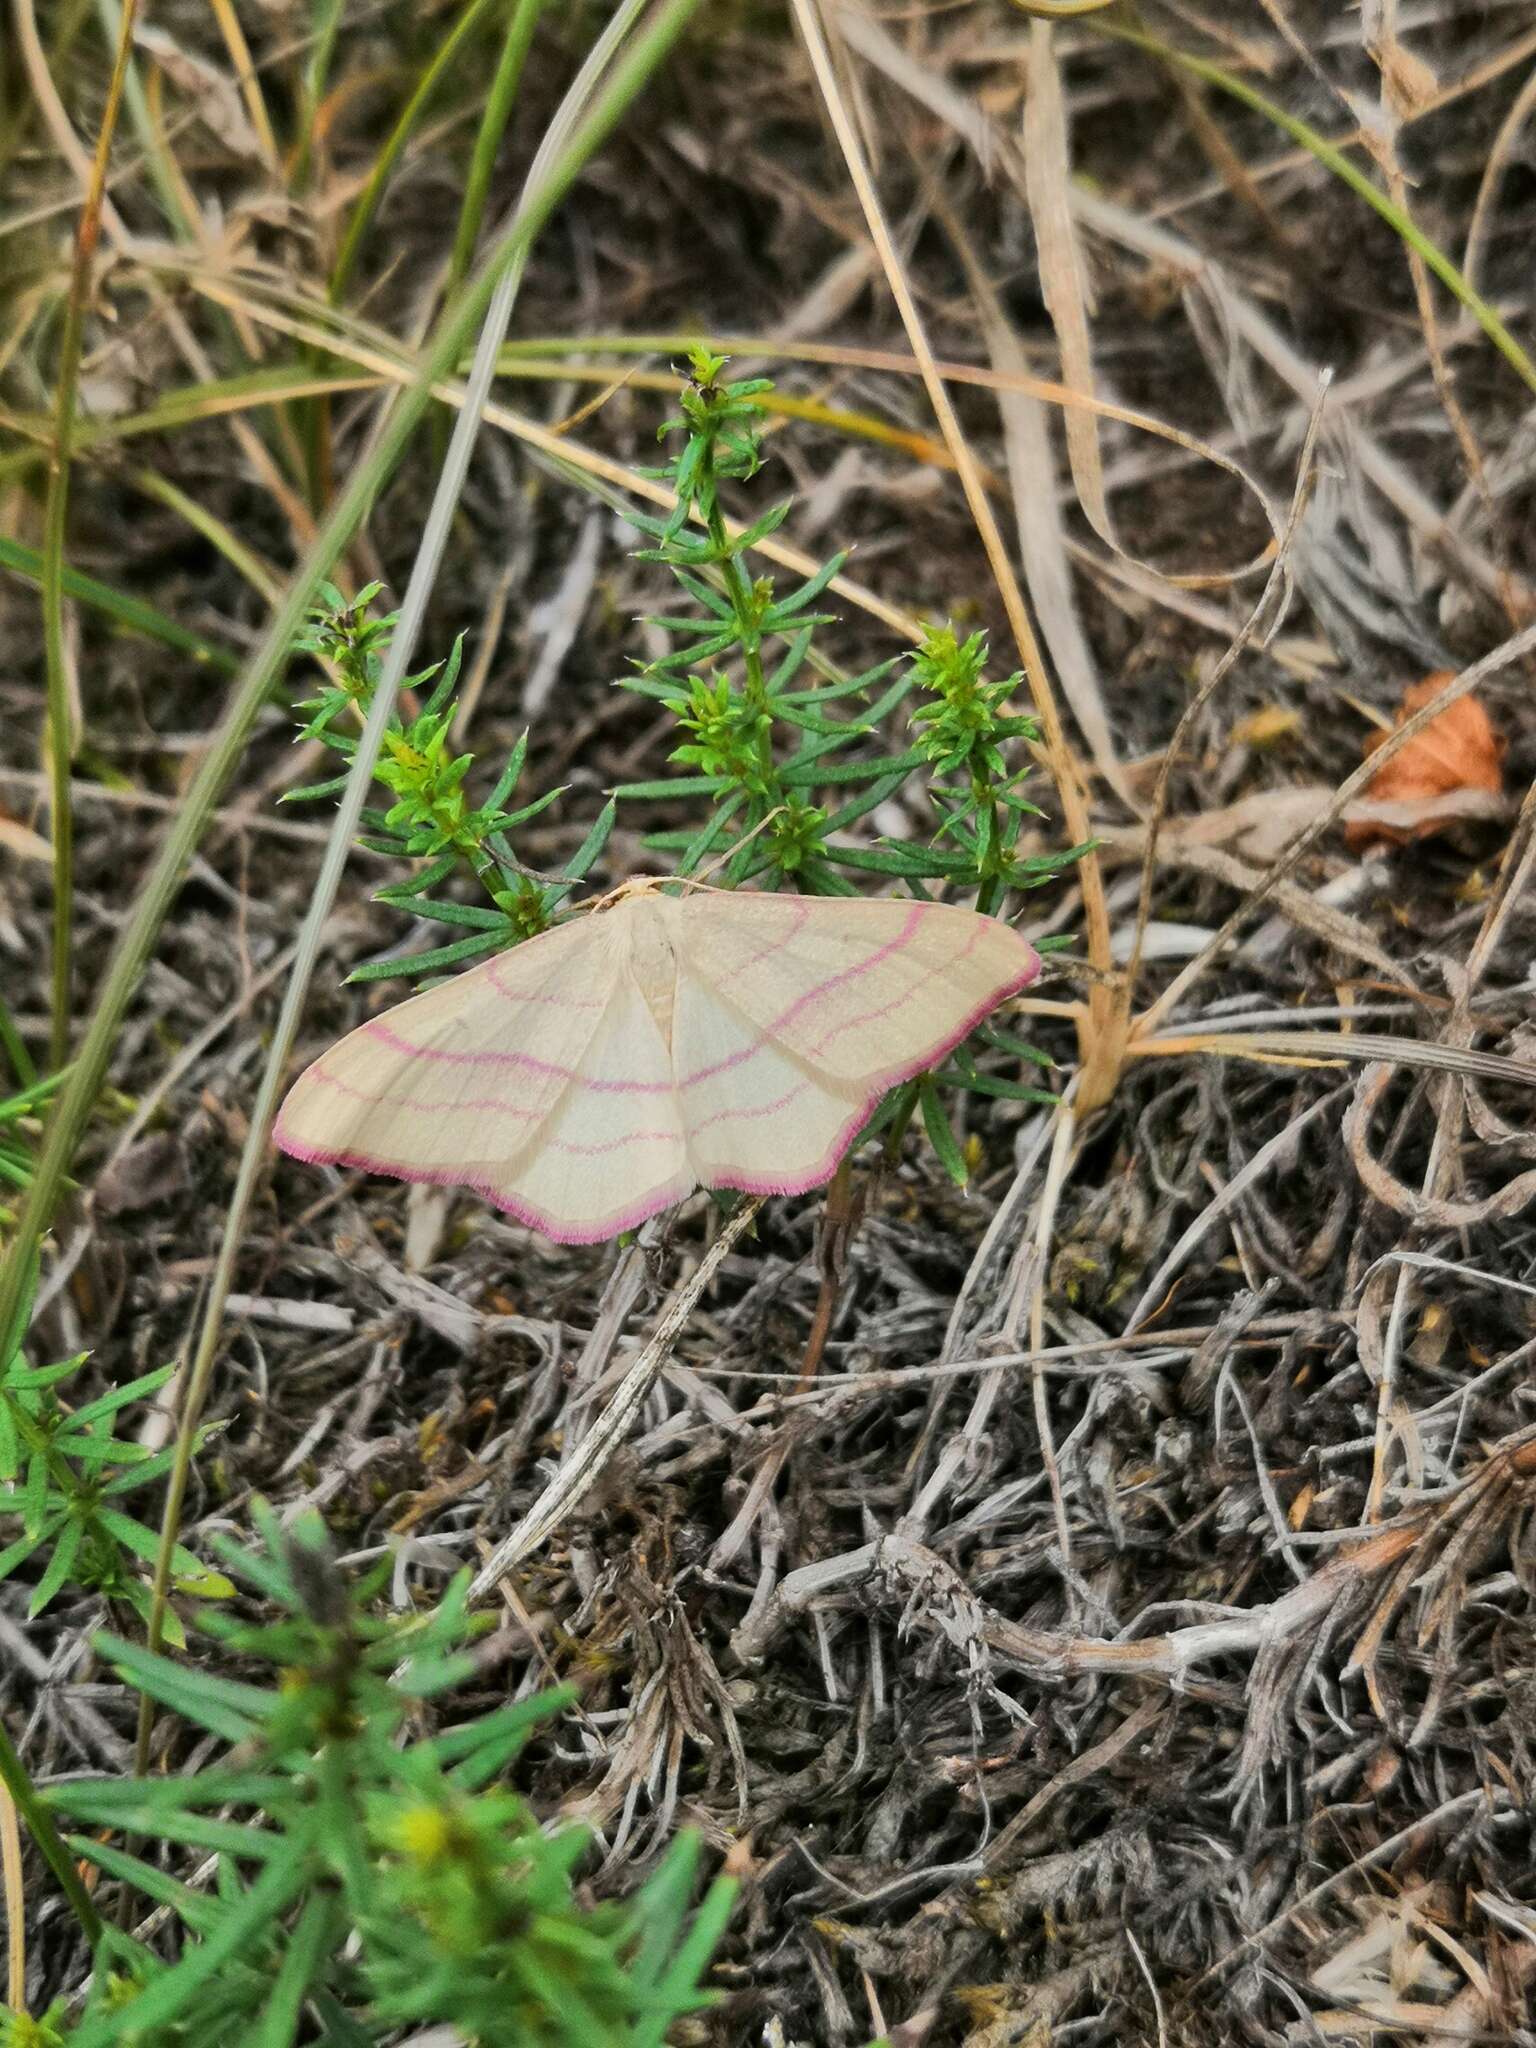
[1343,674,1505,850]
[1229,704,1301,749]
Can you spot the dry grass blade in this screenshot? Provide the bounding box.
[1345,1064,1536,1226]
[832,2,1287,589]
[1122,383,1326,996]
[948,205,1133,805]
[1022,20,1112,555]
[797,0,1120,1097]
[1,1778,22,2009]
[1124,1085,1348,1332]
[1130,1028,1536,1086]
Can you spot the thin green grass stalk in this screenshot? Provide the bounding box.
[317,0,507,505]
[1095,15,1536,397]
[130,469,282,604]
[329,0,502,306]
[92,0,191,237]
[204,0,281,174]
[293,0,348,193]
[41,0,142,1074]
[448,0,544,323]
[0,1716,102,1947]
[130,0,701,1774]
[0,535,238,672]
[293,0,359,504]
[0,1001,36,1091]
[437,0,546,465]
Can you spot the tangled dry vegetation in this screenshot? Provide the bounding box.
[4,2,1536,2043]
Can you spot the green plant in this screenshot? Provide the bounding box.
[286,350,1077,1184]
[0,1061,66,1236]
[10,1507,733,2047]
[614,346,1076,1170]
[286,374,1073,1194]
[0,1270,230,1643]
[285,581,616,981]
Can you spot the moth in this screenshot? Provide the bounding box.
[275,881,1039,1243]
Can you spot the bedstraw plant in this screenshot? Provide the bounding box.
[0,1265,230,1644]
[285,346,1077,1179]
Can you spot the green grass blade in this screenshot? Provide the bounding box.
[39,0,142,1071]
[446,0,545,310]
[1095,16,1536,395]
[0,535,238,672]
[0,1716,103,1946]
[329,0,501,306]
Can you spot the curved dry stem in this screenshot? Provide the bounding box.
[1120,382,1328,1000]
[470,1197,763,1599]
[792,0,1120,1102]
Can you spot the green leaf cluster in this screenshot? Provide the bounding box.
[0,1271,230,1642]
[284,581,615,982]
[0,1064,64,1235]
[8,1508,733,2047]
[615,346,1081,1172]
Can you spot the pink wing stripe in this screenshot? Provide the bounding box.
[306,1067,540,1121]
[361,1020,675,1094]
[360,903,984,1096]
[483,957,604,1011]
[769,903,926,1038]
[667,903,930,1092]
[546,1128,681,1158]
[689,1077,811,1136]
[806,915,982,1057]
[726,897,812,974]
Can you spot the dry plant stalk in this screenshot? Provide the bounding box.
[469,1197,763,1598]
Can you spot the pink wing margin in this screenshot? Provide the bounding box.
[273,914,634,1238]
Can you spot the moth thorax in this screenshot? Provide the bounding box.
[627,906,680,1047]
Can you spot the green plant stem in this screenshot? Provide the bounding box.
[973,788,1003,917]
[41,0,142,1075]
[448,0,544,309]
[0,1002,37,1091]
[292,0,348,193]
[127,0,703,1777]
[329,0,501,307]
[0,1715,103,1947]
[436,0,545,466]
[699,441,775,790]
[92,0,187,235]
[1096,14,1536,396]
